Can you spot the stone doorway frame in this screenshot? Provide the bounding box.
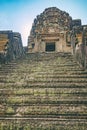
[45,42,55,52]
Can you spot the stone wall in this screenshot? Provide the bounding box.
[0,31,24,63]
[28,7,72,53]
[72,19,82,27]
[71,25,87,69]
[13,32,24,59]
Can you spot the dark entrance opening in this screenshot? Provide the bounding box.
[45,43,55,52]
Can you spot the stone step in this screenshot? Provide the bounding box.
[1,115,87,119]
[0,118,87,130]
[35,74,87,78]
[0,74,87,80]
[1,77,87,84]
[0,52,87,129]
[0,70,86,77]
[0,67,83,73]
[1,96,87,105]
[0,82,87,89]
[26,79,87,83]
[1,88,87,95]
[37,71,87,75]
[1,103,87,116]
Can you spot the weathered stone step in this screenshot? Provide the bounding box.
[1,68,83,75]
[0,52,87,129]
[1,67,83,73]
[1,78,87,84]
[0,119,87,130]
[37,71,87,75]
[6,71,86,76]
[1,104,87,116]
[0,80,15,83]
[0,74,87,81]
[26,78,87,83]
[1,114,87,120]
[39,64,79,67]
[4,71,87,77]
[0,70,12,73]
[1,102,87,106]
[0,82,87,89]
[0,65,17,68]
[1,94,87,103]
[0,117,87,121]
[3,96,87,105]
[1,88,87,95]
[0,118,87,128]
[35,74,87,78]
[25,52,71,57]
[0,64,17,68]
[37,63,79,67]
[2,101,87,107]
[1,115,87,120]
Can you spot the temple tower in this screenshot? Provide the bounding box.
[28,7,72,53]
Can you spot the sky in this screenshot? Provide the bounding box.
[0,0,87,46]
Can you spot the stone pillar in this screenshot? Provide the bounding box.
[39,41,45,52]
[34,37,39,52]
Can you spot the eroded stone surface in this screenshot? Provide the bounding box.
[28,7,87,68]
[28,7,72,53]
[0,31,24,63]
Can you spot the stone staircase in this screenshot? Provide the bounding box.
[0,52,87,130]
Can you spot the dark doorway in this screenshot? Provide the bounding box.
[45,43,55,52]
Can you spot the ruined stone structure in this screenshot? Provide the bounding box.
[13,32,24,58]
[0,31,24,63]
[28,7,87,68]
[28,7,72,53]
[71,23,87,68]
[0,7,87,129]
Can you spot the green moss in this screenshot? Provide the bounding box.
[6,107,15,114]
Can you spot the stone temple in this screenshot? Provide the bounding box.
[0,31,24,63]
[0,7,87,130]
[28,7,72,53]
